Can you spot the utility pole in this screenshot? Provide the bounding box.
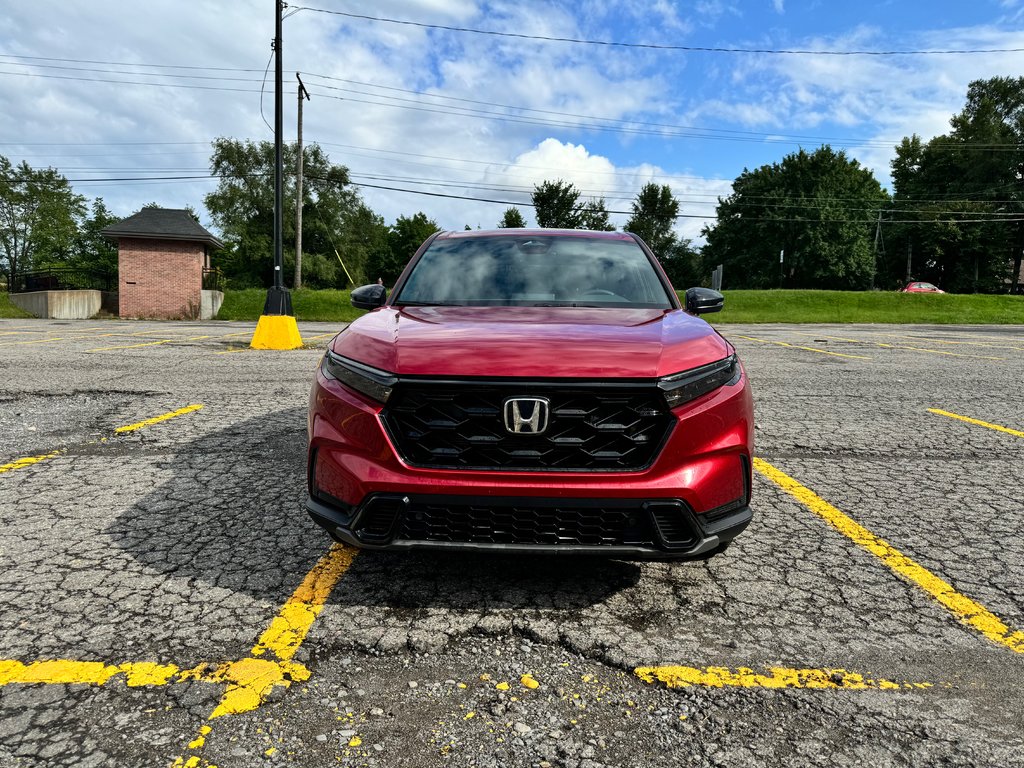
[905,242,912,284]
[294,72,310,291]
[250,0,302,349]
[871,210,882,290]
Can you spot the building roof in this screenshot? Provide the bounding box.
[101,208,224,249]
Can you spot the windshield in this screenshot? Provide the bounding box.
[394,235,673,308]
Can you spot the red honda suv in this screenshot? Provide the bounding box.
[307,229,753,559]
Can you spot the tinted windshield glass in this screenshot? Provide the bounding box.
[394,235,672,308]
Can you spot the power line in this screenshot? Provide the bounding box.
[290,6,1024,56]
[0,53,260,72]
[1,169,1018,224]
[3,56,1020,152]
[0,69,260,94]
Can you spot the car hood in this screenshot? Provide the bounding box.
[331,306,732,379]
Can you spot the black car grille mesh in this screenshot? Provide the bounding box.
[381,381,673,471]
[397,498,658,547]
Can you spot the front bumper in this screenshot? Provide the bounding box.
[308,362,754,559]
[307,491,752,560]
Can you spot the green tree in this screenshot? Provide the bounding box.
[0,156,85,284]
[624,183,680,257]
[499,207,527,228]
[73,198,121,273]
[659,239,703,289]
[366,212,440,286]
[702,147,888,290]
[532,180,583,228]
[579,198,615,231]
[204,138,364,288]
[886,77,1024,293]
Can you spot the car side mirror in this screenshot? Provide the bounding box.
[350,283,387,310]
[684,287,724,315]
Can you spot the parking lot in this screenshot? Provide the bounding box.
[1,317,1022,768]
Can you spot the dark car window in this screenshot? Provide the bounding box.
[394,235,673,308]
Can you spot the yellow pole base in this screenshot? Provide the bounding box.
[250,315,303,350]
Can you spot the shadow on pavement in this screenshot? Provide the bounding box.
[110,407,640,611]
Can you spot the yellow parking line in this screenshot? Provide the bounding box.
[87,339,174,352]
[754,458,1024,653]
[1,406,204,477]
[115,404,204,433]
[214,348,248,355]
[793,333,1004,361]
[635,665,936,691]
[733,335,871,360]
[0,451,63,475]
[0,337,64,347]
[0,659,202,687]
[862,332,1024,352]
[172,544,357,766]
[303,332,337,341]
[928,409,1024,438]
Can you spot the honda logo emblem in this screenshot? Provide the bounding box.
[503,397,550,435]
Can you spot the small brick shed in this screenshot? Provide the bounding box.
[102,208,224,319]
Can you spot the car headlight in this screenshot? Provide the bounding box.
[658,354,740,409]
[321,351,397,404]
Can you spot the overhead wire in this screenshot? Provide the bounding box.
[289,6,1024,56]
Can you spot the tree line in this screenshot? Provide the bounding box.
[2,76,1021,294]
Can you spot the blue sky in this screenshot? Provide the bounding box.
[1,1,1023,242]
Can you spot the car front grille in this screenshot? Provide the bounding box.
[381,380,673,471]
[396,497,660,547]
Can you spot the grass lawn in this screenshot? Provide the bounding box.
[0,292,33,319]
[712,290,1024,324]
[217,288,364,323]
[214,287,1024,325]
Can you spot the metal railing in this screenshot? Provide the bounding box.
[202,267,225,291]
[8,267,115,293]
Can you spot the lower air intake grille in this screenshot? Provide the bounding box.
[398,498,658,547]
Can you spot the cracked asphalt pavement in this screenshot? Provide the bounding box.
[1,318,1022,767]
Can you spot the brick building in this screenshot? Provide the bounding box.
[102,208,224,319]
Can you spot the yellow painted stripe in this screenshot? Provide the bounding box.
[0,337,64,347]
[635,665,935,690]
[794,333,1003,361]
[1,405,203,477]
[928,409,1024,438]
[250,544,357,663]
[114,404,203,433]
[754,457,1024,653]
[0,659,197,687]
[734,335,871,360]
[864,332,1024,352]
[214,348,248,355]
[0,451,62,475]
[0,657,306,691]
[172,545,357,767]
[87,339,175,352]
[302,332,338,341]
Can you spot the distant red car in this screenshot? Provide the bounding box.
[900,281,945,293]
[307,229,753,560]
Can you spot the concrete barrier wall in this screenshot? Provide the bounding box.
[10,290,102,319]
[201,290,224,320]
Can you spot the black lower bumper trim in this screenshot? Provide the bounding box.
[306,493,752,561]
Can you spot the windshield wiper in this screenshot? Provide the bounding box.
[396,301,460,307]
[530,302,604,308]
